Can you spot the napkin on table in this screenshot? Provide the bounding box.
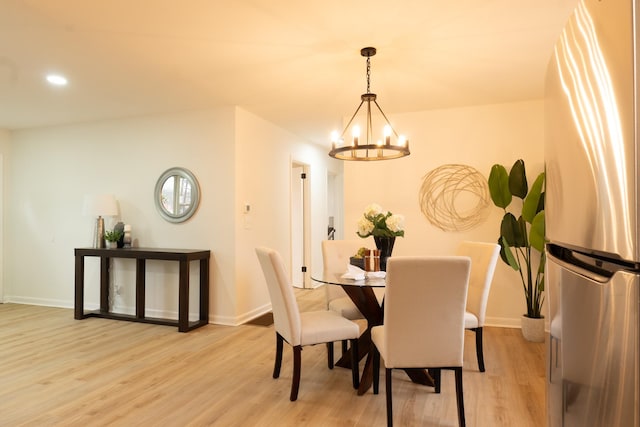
[366,271,386,279]
[341,264,366,280]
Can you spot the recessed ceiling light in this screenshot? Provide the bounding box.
[46,74,68,86]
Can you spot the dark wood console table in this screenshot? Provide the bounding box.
[74,247,210,332]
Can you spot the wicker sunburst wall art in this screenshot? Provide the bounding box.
[419,164,490,232]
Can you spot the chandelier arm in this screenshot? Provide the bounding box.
[372,100,400,138]
[339,100,366,139]
[366,99,373,147]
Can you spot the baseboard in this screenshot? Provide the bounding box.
[484,316,521,329]
[5,295,276,327]
[10,297,542,333]
[219,303,272,326]
[485,315,550,333]
[6,295,75,309]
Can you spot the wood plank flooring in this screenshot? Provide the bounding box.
[0,288,546,426]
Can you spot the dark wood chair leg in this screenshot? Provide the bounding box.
[327,342,334,369]
[350,338,359,389]
[273,333,283,378]
[474,327,485,372]
[433,368,442,394]
[342,339,348,357]
[290,345,302,401]
[454,367,466,427]
[373,346,380,394]
[385,368,393,427]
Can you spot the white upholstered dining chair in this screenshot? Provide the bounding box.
[455,241,500,372]
[371,256,471,427]
[321,239,384,320]
[255,247,360,401]
[322,239,366,319]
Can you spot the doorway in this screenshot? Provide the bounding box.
[290,162,310,288]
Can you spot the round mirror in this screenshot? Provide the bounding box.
[154,167,200,223]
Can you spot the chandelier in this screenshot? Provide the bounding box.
[329,47,410,161]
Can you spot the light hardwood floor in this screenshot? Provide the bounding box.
[1,288,546,426]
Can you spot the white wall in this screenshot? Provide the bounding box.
[343,99,545,327]
[5,109,237,318]
[3,99,545,327]
[3,107,341,325]
[234,108,342,322]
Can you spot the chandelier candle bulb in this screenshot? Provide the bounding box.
[331,131,339,150]
[384,125,391,145]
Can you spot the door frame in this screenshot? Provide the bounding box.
[290,160,311,288]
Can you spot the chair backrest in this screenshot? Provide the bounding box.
[321,239,368,303]
[255,247,302,346]
[382,256,471,368]
[455,241,500,326]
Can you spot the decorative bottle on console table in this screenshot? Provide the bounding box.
[123,224,132,248]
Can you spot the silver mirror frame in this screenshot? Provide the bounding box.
[154,167,201,223]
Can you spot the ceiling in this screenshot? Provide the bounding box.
[0,0,578,145]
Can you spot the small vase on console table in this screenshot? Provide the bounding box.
[374,236,396,271]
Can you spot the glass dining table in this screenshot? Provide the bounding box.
[312,272,435,395]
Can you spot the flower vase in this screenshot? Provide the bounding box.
[374,236,396,271]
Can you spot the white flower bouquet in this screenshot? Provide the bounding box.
[356,203,405,238]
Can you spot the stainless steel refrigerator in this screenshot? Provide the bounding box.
[545,1,640,426]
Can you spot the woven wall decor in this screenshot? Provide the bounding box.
[419,164,490,232]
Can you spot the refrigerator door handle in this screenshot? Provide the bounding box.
[547,247,612,284]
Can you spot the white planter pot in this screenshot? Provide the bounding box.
[106,241,118,249]
[521,315,545,342]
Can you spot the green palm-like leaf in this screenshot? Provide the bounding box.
[518,216,529,248]
[499,236,519,271]
[509,159,528,199]
[530,211,546,252]
[538,252,546,277]
[537,191,545,212]
[498,237,509,265]
[501,213,527,247]
[488,164,511,209]
[523,172,545,223]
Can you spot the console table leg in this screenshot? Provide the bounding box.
[136,259,146,319]
[74,255,85,319]
[200,259,209,323]
[100,257,110,313]
[178,260,189,332]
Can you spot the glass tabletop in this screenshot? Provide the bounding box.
[311,272,386,287]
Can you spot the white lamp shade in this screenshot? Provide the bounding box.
[83,194,119,217]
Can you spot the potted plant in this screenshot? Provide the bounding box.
[356,203,405,271]
[488,159,546,342]
[104,229,123,249]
